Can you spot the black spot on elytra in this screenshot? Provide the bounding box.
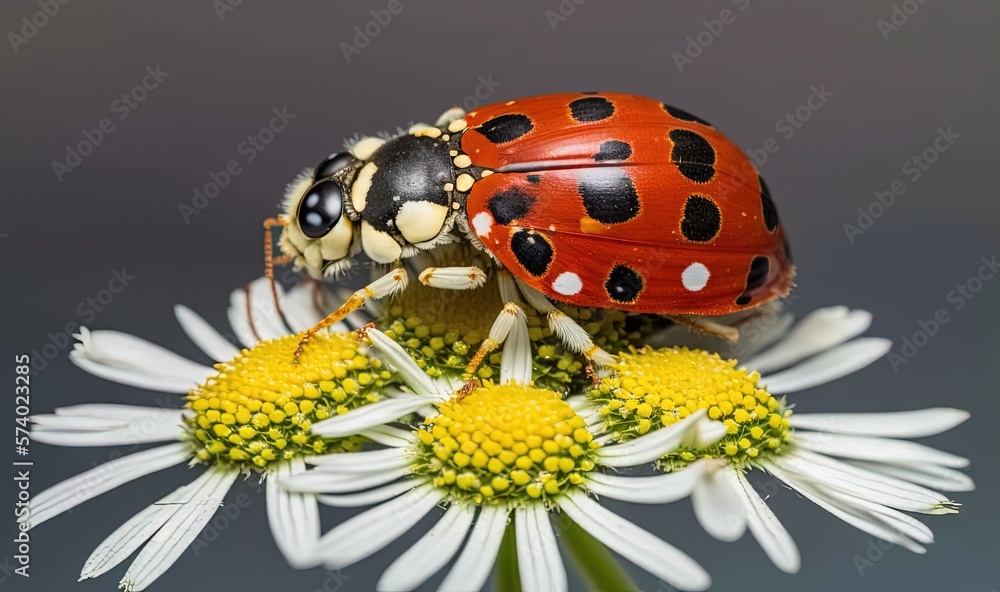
[759,174,779,231]
[570,97,615,122]
[605,264,644,304]
[669,129,716,183]
[593,140,632,162]
[477,114,533,144]
[577,169,640,224]
[526,174,541,184]
[510,229,553,277]
[488,188,536,225]
[681,195,722,242]
[737,256,771,306]
[663,104,713,127]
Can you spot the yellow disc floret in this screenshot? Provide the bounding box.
[413,383,599,505]
[590,347,792,470]
[185,332,393,470]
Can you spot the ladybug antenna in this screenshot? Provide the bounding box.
[262,216,294,333]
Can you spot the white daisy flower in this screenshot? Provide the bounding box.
[583,306,973,573]
[283,304,727,592]
[24,279,384,590]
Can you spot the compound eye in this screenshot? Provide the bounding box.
[297,181,343,238]
[314,152,353,181]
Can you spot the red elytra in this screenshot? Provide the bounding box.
[460,92,794,315]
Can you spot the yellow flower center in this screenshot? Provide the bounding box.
[185,332,393,470]
[379,246,652,393]
[413,383,599,505]
[591,347,792,470]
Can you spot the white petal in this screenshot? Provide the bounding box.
[723,468,800,573]
[305,447,413,472]
[773,452,958,514]
[765,463,928,553]
[361,425,418,448]
[49,404,182,421]
[438,505,508,592]
[516,505,567,592]
[80,485,190,580]
[226,288,258,347]
[596,411,718,467]
[319,479,427,507]
[377,504,475,591]
[500,305,532,385]
[70,354,200,393]
[848,460,975,493]
[791,408,970,438]
[311,395,439,438]
[586,460,710,504]
[121,468,237,591]
[267,459,321,569]
[173,305,238,362]
[243,277,294,339]
[366,329,437,395]
[793,432,969,468]
[691,463,747,542]
[280,465,410,493]
[32,409,185,447]
[75,329,212,384]
[556,490,710,591]
[282,281,341,333]
[761,338,890,393]
[313,484,444,568]
[745,307,873,373]
[26,443,191,528]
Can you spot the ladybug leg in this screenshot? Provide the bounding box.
[418,266,488,290]
[665,315,740,343]
[434,106,467,127]
[293,267,408,361]
[463,301,526,379]
[515,280,617,367]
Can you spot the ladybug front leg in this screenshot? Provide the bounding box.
[515,280,616,367]
[293,267,408,361]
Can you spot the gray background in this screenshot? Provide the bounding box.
[2,1,997,591]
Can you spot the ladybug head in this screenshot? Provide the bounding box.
[278,151,362,279]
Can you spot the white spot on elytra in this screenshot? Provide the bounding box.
[471,211,493,237]
[552,272,583,296]
[681,262,710,292]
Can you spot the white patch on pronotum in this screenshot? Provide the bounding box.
[349,137,385,161]
[396,201,449,244]
[681,262,710,292]
[552,272,583,296]
[471,212,493,238]
[360,221,402,263]
[351,162,377,213]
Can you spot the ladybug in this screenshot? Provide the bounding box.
[270,92,794,363]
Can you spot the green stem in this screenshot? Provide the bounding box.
[496,519,523,592]
[558,514,639,592]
